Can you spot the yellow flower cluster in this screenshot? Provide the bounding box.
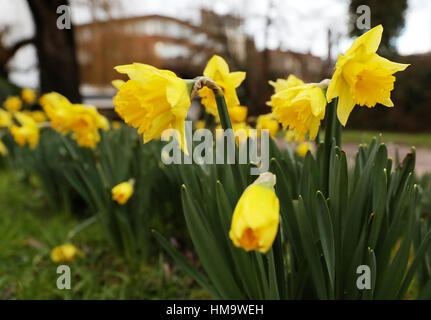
[10,112,40,149]
[267,25,408,140]
[40,92,109,149]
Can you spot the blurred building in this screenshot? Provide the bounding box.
[75,14,228,86]
[75,10,324,114]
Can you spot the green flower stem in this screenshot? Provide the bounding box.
[214,91,246,191]
[323,98,342,196]
[214,93,233,131]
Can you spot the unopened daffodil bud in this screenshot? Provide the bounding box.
[229,172,280,254]
[111,180,134,205]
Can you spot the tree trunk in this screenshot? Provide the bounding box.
[27,0,81,102]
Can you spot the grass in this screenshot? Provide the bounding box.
[0,169,210,300]
[341,130,431,149]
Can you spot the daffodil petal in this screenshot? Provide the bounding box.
[203,55,230,77]
[228,71,246,87]
[336,82,356,126]
[346,24,383,56]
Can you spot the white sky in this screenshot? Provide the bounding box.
[1,0,430,88]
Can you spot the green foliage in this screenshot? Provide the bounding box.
[0,170,208,300]
[2,125,185,265]
[156,134,431,299]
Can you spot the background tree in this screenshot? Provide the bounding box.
[349,0,408,55]
[27,0,81,102]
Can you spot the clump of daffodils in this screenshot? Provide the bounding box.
[327,25,409,126]
[111,180,134,205]
[229,172,280,253]
[113,63,191,154]
[50,244,83,263]
[40,92,109,149]
[10,112,40,149]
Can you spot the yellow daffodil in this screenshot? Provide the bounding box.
[0,109,13,128]
[268,77,326,140]
[256,113,279,137]
[269,74,304,93]
[3,96,22,112]
[0,140,8,156]
[21,88,37,105]
[229,172,280,253]
[10,112,40,149]
[327,25,409,126]
[199,55,246,117]
[40,92,73,134]
[41,92,108,148]
[296,141,313,157]
[113,63,191,154]
[50,244,83,263]
[112,181,134,205]
[228,105,248,123]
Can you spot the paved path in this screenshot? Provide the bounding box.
[342,143,431,176]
